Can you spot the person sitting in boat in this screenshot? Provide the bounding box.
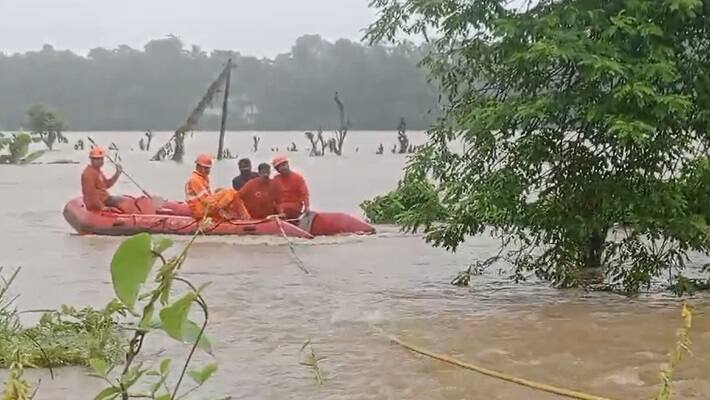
[185,153,251,222]
[272,155,310,220]
[81,147,124,211]
[232,158,259,190]
[239,162,279,219]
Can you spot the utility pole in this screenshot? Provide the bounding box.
[217,58,233,160]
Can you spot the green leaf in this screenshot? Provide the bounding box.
[188,362,218,385]
[153,237,174,255]
[159,292,196,341]
[182,319,214,354]
[110,233,155,310]
[155,395,171,400]
[160,358,171,375]
[89,358,108,377]
[196,281,212,293]
[94,386,120,400]
[120,365,146,389]
[138,303,155,330]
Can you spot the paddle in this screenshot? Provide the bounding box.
[87,136,153,199]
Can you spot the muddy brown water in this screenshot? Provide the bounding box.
[0,131,708,399]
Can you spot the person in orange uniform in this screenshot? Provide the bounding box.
[81,147,124,211]
[239,163,279,219]
[184,153,251,222]
[272,155,310,219]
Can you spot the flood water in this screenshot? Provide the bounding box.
[1,130,709,399]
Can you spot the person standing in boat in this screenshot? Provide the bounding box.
[239,162,279,219]
[232,158,259,190]
[272,155,310,220]
[81,147,124,211]
[185,153,251,222]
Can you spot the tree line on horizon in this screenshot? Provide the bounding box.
[0,35,438,132]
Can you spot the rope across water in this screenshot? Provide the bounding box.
[373,326,619,400]
[273,216,310,275]
[270,215,620,400]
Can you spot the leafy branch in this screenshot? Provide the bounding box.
[89,228,227,400]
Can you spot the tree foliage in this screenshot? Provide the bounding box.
[367,0,710,292]
[0,133,44,164]
[360,175,445,224]
[0,36,436,131]
[26,104,66,150]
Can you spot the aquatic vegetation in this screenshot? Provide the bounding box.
[2,356,33,400]
[299,339,326,386]
[0,230,225,399]
[0,133,45,165]
[360,175,445,224]
[0,304,125,369]
[0,268,125,369]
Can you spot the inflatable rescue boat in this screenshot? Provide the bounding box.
[63,196,375,238]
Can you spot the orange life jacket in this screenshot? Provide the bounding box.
[185,170,212,219]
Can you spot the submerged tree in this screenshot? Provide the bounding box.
[26,104,66,151]
[144,130,153,151]
[316,128,327,155]
[367,0,710,292]
[305,132,320,156]
[332,92,350,156]
[397,117,409,154]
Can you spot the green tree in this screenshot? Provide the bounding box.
[367,0,710,292]
[26,104,66,150]
[0,36,437,131]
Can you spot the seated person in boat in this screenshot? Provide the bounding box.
[232,158,259,190]
[272,155,310,220]
[185,153,251,222]
[81,147,124,211]
[239,162,279,219]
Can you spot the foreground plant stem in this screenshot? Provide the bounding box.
[118,231,202,400]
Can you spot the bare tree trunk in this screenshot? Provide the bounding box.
[333,92,349,156]
[305,132,318,156]
[397,117,409,154]
[317,128,327,156]
[217,58,233,160]
[152,61,233,162]
[145,130,153,151]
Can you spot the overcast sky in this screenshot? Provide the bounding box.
[0,0,377,57]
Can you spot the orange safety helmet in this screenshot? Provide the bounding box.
[89,147,106,159]
[272,155,289,168]
[195,153,214,168]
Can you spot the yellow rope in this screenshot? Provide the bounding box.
[376,327,619,400]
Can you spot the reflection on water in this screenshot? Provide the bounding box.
[0,131,708,399]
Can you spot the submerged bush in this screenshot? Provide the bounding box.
[360,175,445,224]
[0,133,45,165]
[0,269,125,369]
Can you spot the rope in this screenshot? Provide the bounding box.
[375,327,619,400]
[274,217,310,275]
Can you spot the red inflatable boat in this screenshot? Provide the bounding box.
[63,197,375,238]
